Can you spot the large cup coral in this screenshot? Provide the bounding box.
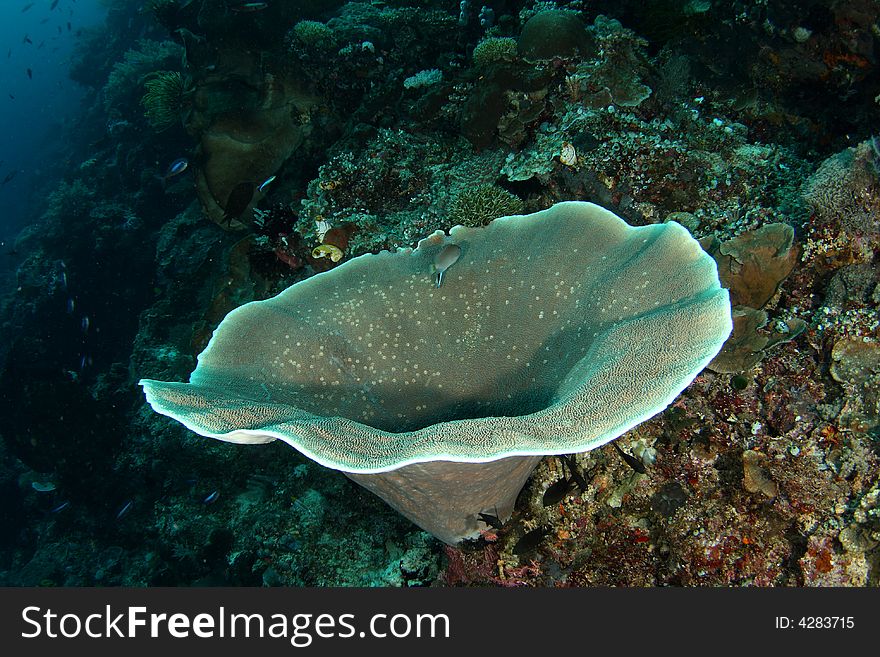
[140,202,732,544]
[185,61,313,228]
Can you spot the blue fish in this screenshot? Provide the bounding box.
[203,491,219,504]
[231,2,269,12]
[115,500,133,520]
[164,157,188,178]
[258,175,276,193]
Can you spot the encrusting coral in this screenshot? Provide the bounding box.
[140,202,731,544]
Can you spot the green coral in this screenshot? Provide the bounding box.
[291,20,335,49]
[104,40,183,112]
[141,71,186,131]
[448,185,524,227]
[472,37,518,68]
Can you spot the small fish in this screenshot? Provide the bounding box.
[26,68,32,79]
[23,35,32,44]
[257,174,276,192]
[81,315,89,333]
[223,181,256,226]
[2,170,18,185]
[433,243,462,288]
[67,22,71,32]
[50,501,70,513]
[66,298,75,313]
[32,481,56,493]
[562,455,589,493]
[165,157,189,181]
[542,476,573,507]
[8,94,14,100]
[512,526,550,556]
[115,500,133,520]
[22,3,34,13]
[51,0,59,10]
[230,1,269,12]
[612,441,647,474]
[203,491,219,504]
[478,510,504,530]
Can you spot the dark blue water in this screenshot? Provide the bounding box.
[0,0,106,259]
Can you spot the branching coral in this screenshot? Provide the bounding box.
[472,37,518,68]
[448,184,524,227]
[289,20,336,50]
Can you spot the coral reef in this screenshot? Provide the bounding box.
[1,0,878,587]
